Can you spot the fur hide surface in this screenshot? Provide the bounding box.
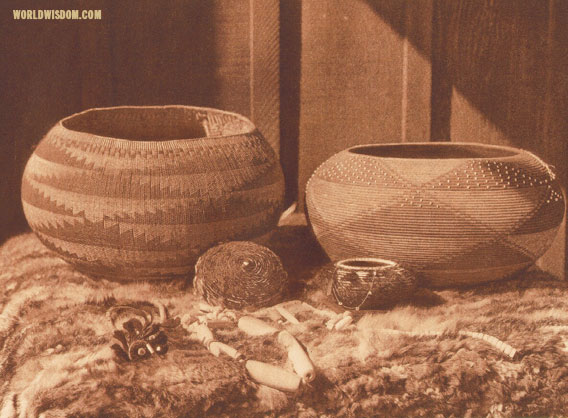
[1,223,568,417]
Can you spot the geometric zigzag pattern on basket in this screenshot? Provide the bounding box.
[306,144,565,287]
[22,106,285,280]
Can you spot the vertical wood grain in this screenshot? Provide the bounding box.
[403,0,432,142]
[541,0,568,277]
[0,0,91,241]
[77,0,114,108]
[209,1,250,112]
[433,0,567,278]
[0,1,281,243]
[250,0,280,156]
[108,1,219,107]
[431,0,452,141]
[298,1,404,208]
[279,0,302,206]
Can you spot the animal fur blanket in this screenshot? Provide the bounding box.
[1,224,568,417]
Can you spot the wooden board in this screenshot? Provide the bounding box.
[297,0,433,208]
[432,0,568,277]
[0,0,280,242]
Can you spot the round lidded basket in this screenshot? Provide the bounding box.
[194,241,288,309]
[21,105,285,280]
[306,142,565,287]
[332,257,417,310]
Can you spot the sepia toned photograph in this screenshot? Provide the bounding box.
[1,1,567,416]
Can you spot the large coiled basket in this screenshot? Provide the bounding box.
[306,142,565,287]
[21,106,285,280]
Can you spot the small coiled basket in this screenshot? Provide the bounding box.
[332,258,417,310]
[194,241,288,309]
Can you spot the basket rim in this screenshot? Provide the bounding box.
[335,257,398,270]
[346,142,525,161]
[55,105,257,147]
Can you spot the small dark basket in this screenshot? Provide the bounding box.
[332,258,417,310]
[194,241,288,309]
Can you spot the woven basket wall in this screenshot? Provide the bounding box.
[194,241,288,309]
[306,142,565,287]
[331,258,417,310]
[21,106,284,280]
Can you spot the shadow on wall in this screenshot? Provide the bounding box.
[279,0,302,207]
[365,0,568,275]
[1,0,566,250]
[364,0,567,184]
[0,0,222,244]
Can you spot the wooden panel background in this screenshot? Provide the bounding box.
[0,0,280,242]
[432,0,567,278]
[1,0,566,276]
[295,0,566,278]
[298,0,433,208]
